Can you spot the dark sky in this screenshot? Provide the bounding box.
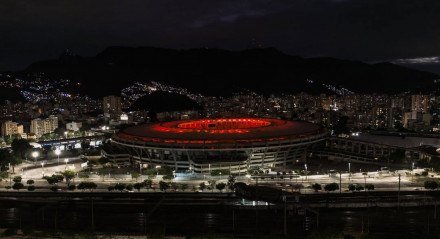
[1,0,440,73]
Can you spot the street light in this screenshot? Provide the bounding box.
[412,162,415,183]
[55,148,61,165]
[41,162,45,177]
[304,163,308,181]
[155,165,161,176]
[32,151,39,163]
[348,162,351,181]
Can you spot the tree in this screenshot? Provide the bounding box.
[348,184,356,192]
[61,170,75,185]
[0,149,21,171]
[44,174,64,185]
[171,182,179,191]
[68,185,76,191]
[98,157,110,165]
[158,165,173,177]
[80,123,92,132]
[0,171,8,181]
[134,183,143,192]
[312,183,322,192]
[180,183,188,191]
[324,183,339,192]
[355,184,364,191]
[424,180,438,190]
[159,181,169,191]
[227,175,236,191]
[12,176,22,183]
[143,179,153,189]
[208,180,217,192]
[26,179,34,185]
[50,186,60,192]
[292,184,304,192]
[131,172,141,182]
[162,174,174,181]
[11,138,32,160]
[365,184,375,191]
[43,176,58,185]
[114,183,126,191]
[126,184,134,191]
[216,182,226,192]
[53,127,65,138]
[108,186,115,191]
[78,182,97,191]
[12,182,24,191]
[199,182,206,191]
[52,174,64,183]
[27,185,35,191]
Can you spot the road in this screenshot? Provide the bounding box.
[1,159,437,193]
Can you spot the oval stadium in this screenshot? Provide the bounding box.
[106,118,327,174]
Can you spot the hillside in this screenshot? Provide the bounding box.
[15,46,440,98]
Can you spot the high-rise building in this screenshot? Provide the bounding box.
[1,121,23,137]
[391,96,405,109]
[30,115,58,137]
[411,94,429,113]
[103,95,122,119]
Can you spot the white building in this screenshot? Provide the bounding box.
[66,121,82,131]
[30,115,59,138]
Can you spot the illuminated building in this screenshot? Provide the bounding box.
[107,118,327,174]
[66,121,82,131]
[411,94,429,113]
[103,95,122,119]
[1,121,23,137]
[30,115,58,138]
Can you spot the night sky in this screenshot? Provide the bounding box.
[1,0,440,73]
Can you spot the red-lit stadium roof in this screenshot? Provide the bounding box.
[115,118,326,146]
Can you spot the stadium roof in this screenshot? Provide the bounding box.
[116,118,325,146]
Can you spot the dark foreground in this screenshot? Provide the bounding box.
[0,191,440,238]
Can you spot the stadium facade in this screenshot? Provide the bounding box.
[107,118,327,174]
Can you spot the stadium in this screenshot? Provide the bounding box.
[109,118,328,174]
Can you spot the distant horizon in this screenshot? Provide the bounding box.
[2,0,440,74]
[2,45,440,76]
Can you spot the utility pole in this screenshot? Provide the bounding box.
[398,174,401,210]
[339,172,342,194]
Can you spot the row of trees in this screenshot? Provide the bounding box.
[311,182,374,192]
[5,176,35,191]
[105,179,230,192]
[199,181,227,192]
